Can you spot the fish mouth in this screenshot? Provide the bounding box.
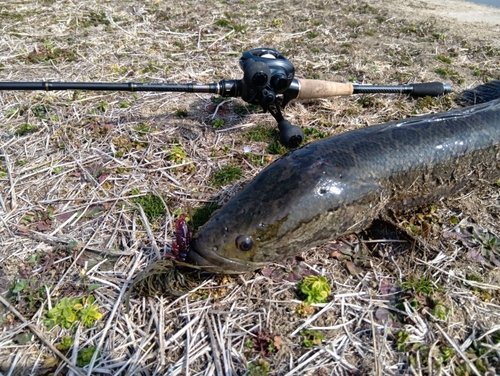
[186,242,265,274]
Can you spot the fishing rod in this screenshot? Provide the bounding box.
[0,48,451,147]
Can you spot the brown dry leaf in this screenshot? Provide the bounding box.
[345,261,364,276]
[273,335,284,350]
[43,356,59,369]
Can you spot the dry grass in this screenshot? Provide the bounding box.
[0,0,499,375]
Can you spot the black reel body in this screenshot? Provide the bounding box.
[239,48,295,95]
[238,48,304,147]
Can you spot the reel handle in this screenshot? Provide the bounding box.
[278,119,304,148]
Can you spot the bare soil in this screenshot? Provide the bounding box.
[0,0,499,375]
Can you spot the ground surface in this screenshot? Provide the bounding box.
[0,0,499,375]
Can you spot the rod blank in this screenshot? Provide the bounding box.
[0,81,219,93]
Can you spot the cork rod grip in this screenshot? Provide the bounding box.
[297,79,354,99]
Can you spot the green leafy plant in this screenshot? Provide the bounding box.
[25,42,77,64]
[44,297,81,329]
[212,165,242,187]
[10,278,47,312]
[132,193,166,221]
[297,275,331,305]
[401,276,437,295]
[212,119,225,128]
[79,295,103,328]
[96,101,108,112]
[248,358,270,376]
[14,123,37,136]
[43,295,102,330]
[233,102,258,115]
[245,125,277,142]
[435,54,452,64]
[191,202,221,230]
[14,332,33,345]
[31,104,51,119]
[168,145,187,163]
[300,329,325,348]
[55,336,74,352]
[211,95,230,104]
[397,276,449,321]
[134,123,152,136]
[77,346,100,367]
[395,330,410,352]
[266,140,287,155]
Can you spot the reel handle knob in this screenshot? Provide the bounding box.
[278,119,304,148]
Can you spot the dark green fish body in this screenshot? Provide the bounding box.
[188,81,500,273]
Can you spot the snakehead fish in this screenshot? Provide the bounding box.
[186,81,500,273]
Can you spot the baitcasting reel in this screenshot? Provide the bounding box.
[238,48,304,148]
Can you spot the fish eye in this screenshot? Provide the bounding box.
[235,235,253,252]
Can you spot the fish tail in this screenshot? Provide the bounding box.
[460,80,500,105]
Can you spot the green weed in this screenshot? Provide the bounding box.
[244,153,267,167]
[96,101,108,112]
[297,275,331,305]
[168,145,194,172]
[484,45,499,57]
[132,192,166,220]
[248,359,270,376]
[245,126,276,143]
[175,108,188,117]
[395,330,410,352]
[300,329,325,347]
[212,165,242,187]
[134,123,152,136]
[31,104,51,119]
[43,295,102,330]
[81,11,110,28]
[435,54,452,64]
[233,102,259,115]
[215,19,246,33]
[14,123,37,136]
[211,95,230,104]
[173,41,185,49]
[270,19,282,28]
[212,119,225,128]
[55,336,74,352]
[416,96,440,111]
[10,278,46,312]
[215,19,230,28]
[398,276,449,321]
[25,42,77,64]
[434,67,461,82]
[77,346,100,367]
[191,202,221,230]
[267,140,288,155]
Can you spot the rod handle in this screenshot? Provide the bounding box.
[411,82,452,97]
[296,79,354,99]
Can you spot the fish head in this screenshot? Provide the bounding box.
[187,194,291,274]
